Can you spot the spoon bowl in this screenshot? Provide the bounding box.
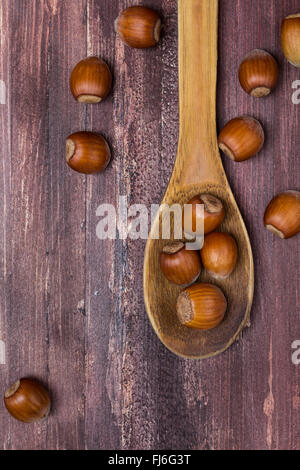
[144,182,253,359]
[143,0,254,359]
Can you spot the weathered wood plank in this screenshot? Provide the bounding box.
[0,0,299,450]
[0,0,87,450]
[84,0,122,450]
[45,0,88,450]
[217,0,300,450]
[0,0,54,449]
[0,0,11,427]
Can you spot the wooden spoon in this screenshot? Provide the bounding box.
[143,0,254,359]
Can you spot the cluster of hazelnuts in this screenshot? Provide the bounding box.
[160,194,233,331]
[161,189,300,332]
[159,13,300,333]
[218,14,300,163]
[66,6,162,175]
[217,14,300,240]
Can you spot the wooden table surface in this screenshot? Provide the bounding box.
[0,0,299,450]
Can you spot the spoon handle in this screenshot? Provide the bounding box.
[175,0,225,188]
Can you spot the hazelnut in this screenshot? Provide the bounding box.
[238,49,279,97]
[183,194,225,236]
[70,57,112,103]
[218,116,264,162]
[281,14,300,67]
[201,232,238,279]
[176,283,227,330]
[4,378,51,423]
[66,131,111,174]
[160,241,201,286]
[115,6,161,48]
[264,191,300,239]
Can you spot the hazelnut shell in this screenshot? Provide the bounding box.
[176,283,227,330]
[70,57,112,103]
[115,6,161,48]
[281,14,300,67]
[218,116,264,162]
[160,241,201,286]
[238,49,279,97]
[201,232,238,279]
[66,131,111,175]
[264,190,300,239]
[4,378,51,423]
[183,194,225,236]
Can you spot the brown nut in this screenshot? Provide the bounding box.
[66,131,111,174]
[264,190,300,239]
[176,283,227,330]
[201,232,238,280]
[4,378,51,423]
[238,49,279,97]
[115,6,161,48]
[160,241,201,286]
[70,57,112,103]
[183,194,225,236]
[218,116,264,162]
[281,14,300,67]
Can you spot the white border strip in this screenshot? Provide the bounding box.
[0,80,5,104]
[0,340,5,364]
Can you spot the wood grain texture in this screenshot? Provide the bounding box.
[0,0,299,450]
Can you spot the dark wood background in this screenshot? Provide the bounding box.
[0,0,299,450]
